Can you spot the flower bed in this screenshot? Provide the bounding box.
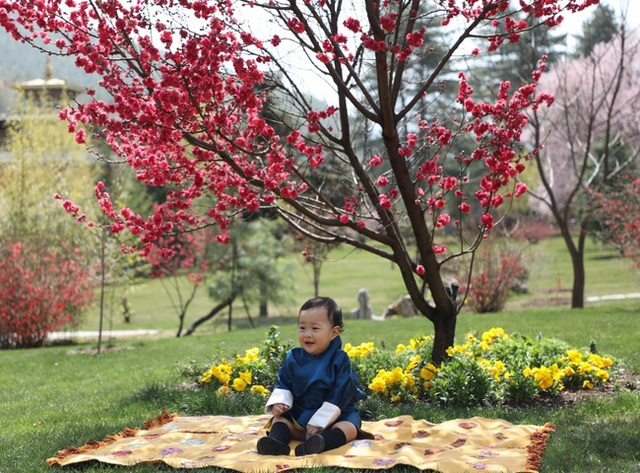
[197,326,615,406]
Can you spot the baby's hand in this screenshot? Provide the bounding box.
[272,403,290,417]
[306,425,321,439]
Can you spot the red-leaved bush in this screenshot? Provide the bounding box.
[0,241,96,349]
[462,242,528,313]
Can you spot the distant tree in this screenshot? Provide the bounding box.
[0,91,95,249]
[591,172,640,269]
[574,4,619,58]
[146,231,210,337]
[184,219,294,335]
[527,28,640,308]
[287,225,341,298]
[0,91,100,345]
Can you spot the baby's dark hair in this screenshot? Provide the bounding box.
[299,296,344,331]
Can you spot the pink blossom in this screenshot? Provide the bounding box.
[75,128,86,144]
[416,265,425,275]
[287,18,305,34]
[433,245,447,254]
[481,213,494,229]
[515,182,527,197]
[406,27,425,47]
[343,18,361,33]
[377,176,389,187]
[379,194,392,209]
[369,155,383,167]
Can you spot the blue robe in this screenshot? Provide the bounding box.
[265,336,365,430]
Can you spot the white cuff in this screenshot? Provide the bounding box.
[308,402,341,429]
[265,388,293,413]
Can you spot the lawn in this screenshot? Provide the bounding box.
[2,237,639,472]
[75,236,639,336]
[2,301,639,472]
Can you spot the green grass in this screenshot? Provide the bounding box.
[76,236,639,335]
[2,301,640,472]
[2,236,639,472]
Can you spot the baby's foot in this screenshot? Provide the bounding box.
[294,434,325,456]
[257,436,290,455]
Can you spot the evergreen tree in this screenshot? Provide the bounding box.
[574,4,619,57]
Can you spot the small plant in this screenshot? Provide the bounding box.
[461,239,528,313]
[198,326,292,398]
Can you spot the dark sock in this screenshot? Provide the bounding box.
[269,422,292,445]
[257,422,291,456]
[295,428,348,456]
[320,428,347,451]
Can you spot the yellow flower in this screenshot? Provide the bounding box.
[390,395,401,403]
[212,365,231,385]
[531,366,557,390]
[395,343,407,354]
[403,373,416,388]
[239,370,252,384]
[388,367,404,383]
[487,360,506,380]
[251,385,268,396]
[232,377,247,392]
[420,363,438,380]
[588,354,613,369]
[405,355,421,372]
[200,368,213,384]
[237,347,260,364]
[369,377,386,393]
[564,366,576,377]
[582,380,594,390]
[577,362,594,374]
[346,342,376,358]
[596,369,610,381]
[566,349,583,363]
[481,327,508,347]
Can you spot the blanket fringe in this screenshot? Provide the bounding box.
[46,410,177,466]
[526,422,556,472]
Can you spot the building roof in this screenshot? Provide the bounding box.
[15,76,84,93]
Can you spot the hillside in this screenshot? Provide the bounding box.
[0,31,96,86]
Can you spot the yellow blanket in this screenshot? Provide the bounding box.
[47,412,555,472]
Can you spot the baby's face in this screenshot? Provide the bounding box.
[297,306,340,356]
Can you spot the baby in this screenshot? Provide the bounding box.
[257,296,365,456]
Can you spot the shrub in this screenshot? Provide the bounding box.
[0,240,96,349]
[195,327,616,407]
[461,239,528,313]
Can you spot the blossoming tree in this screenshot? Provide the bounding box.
[0,0,599,363]
[528,28,640,307]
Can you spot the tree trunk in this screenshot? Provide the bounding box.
[431,311,458,366]
[570,223,589,309]
[259,281,268,317]
[183,294,236,336]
